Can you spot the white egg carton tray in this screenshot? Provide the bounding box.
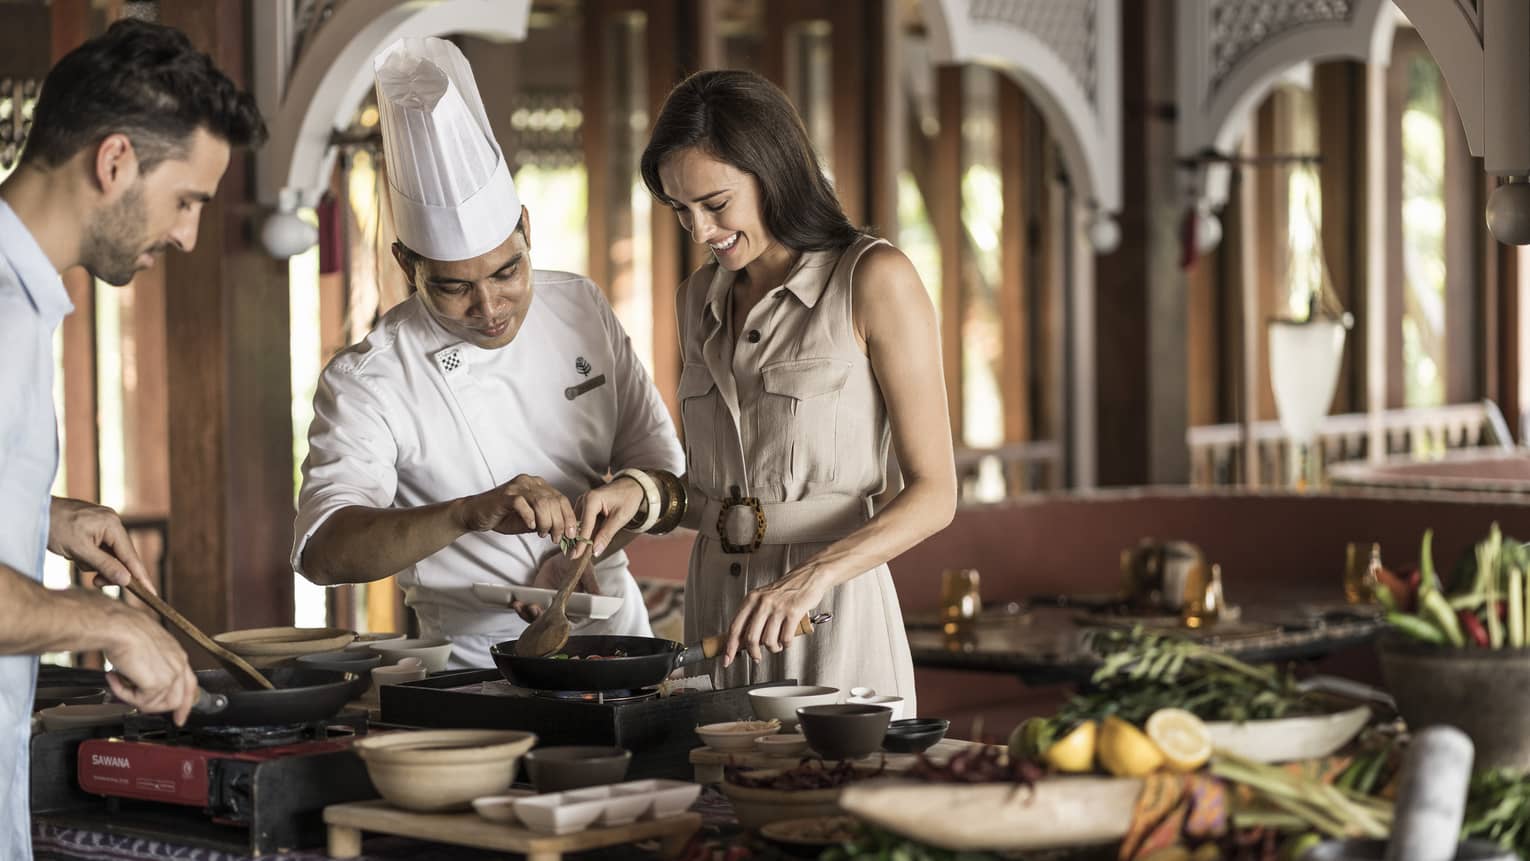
[475,779,702,835]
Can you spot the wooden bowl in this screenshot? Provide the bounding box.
[354,730,536,812]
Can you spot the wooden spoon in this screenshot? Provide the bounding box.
[513,549,595,657]
[123,580,275,691]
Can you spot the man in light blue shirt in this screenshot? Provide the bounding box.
[0,19,264,858]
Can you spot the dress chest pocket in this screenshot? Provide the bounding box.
[755,357,851,485]
[677,364,720,489]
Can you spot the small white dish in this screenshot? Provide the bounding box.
[754,732,810,757]
[513,792,606,835]
[370,658,427,687]
[370,638,453,671]
[472,790,536,824]
[697,720,781,752]
[346,632,406,652]
[472,583,622,622]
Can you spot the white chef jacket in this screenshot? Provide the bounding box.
[293,270,683,668]
[0,197,72,860]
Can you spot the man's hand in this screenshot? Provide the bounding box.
[573,476,646,557]
[101,604,199,726]
[48,496,155,594]
[455,474,577,540]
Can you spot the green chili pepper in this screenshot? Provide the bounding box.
[1387,612,1447,645]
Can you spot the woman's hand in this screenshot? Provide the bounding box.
[573,475,646,557]
[722,567,829,667]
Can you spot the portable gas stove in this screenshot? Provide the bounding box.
[381,670,791,779]
[32,710,378,856]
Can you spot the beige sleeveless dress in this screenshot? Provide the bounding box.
[677,234,917,712]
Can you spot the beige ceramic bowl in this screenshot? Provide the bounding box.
[354,729,537,812]
[38,703,136,731]
[748,686,841,729]
[213,626,356,668]
[370,638,453,672]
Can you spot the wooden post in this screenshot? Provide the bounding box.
[582,2,611,296]
[647,0,682,422]
[998,76,1029,446]
[827,0,865,226]
[1315,60,1368,415]
[160,0,294,639]
[865,0,899,238]
[934,65,964,444]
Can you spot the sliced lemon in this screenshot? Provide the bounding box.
[1043,719,1098,773]
[1097,716,1166,777]
[1145,708,1213,772]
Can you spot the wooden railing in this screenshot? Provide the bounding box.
[953,440,1066,503]
[1187,400,1515,487]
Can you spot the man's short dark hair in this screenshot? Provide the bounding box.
[21,18,267,172]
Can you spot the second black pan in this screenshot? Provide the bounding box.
[490,634,716,691]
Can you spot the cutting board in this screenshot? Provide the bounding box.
[323,800,701,861]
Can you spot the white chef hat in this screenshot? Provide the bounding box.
[373,36,521,262]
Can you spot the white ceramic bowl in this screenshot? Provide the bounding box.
[748,686,841,729]
[370,658,426,687]
[696,720,781,752]
[354,730,535,812]
[370,638,453,672]
[38,703,135,731]
[847,694,907,722]
[754,732,811,757]
[1206,706,1371,763]
[472,583,623,622]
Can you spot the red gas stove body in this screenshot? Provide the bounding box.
[77,735,357,813]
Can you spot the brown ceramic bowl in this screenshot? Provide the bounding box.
[796,704,892,760]
[523,745,633,793]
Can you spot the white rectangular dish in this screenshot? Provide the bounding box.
[506,779,702,834]
[471,583,622,622]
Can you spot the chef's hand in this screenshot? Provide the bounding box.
[101,603,199,726]
[509,550,604,623]
[48,496,157,595]
[572,476,646,558]
[722,568,828,668]
[457,474,577,540]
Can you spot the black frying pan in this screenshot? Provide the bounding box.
[490,635,718,691]
[188,666,363,726]
[489,614,830,691]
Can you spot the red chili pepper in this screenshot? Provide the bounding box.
[1459,609,1491,647]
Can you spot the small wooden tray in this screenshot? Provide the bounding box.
[689,737,982,784]
[323,800,700,861]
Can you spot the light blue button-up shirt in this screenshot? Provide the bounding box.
[0,196,71,860]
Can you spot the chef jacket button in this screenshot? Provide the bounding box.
[729,563,742,577]
[746,329,761,343]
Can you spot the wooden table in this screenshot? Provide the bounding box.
[324,800,701,861]
[906,606,1384,684]
[689,737,984,784]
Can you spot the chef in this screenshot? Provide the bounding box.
[293,36,682,668]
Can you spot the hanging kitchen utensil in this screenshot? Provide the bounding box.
[491,612,832,691]
[123,579,275,691]
[512,548,594,658]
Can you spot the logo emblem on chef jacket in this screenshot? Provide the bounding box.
[566,357,607,401]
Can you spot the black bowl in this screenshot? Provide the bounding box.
[796,704,892,760]
[881,718,949,753]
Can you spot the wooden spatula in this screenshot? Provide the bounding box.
[513,549,595,657]
[123,580,275,691]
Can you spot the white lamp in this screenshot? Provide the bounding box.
[261,195,318,259]
[1269,314,1350,488]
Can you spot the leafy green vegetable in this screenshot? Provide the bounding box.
[1053,628,1324,728]
[1464,769,1530,858]
[557,535,592,556]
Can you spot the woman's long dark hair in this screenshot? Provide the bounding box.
[640,70,860,253]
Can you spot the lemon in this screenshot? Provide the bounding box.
[1145,708,1213,772]
[1097,716,1165,777]
[1042,719,1098,773]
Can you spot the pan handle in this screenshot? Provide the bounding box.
[191,689,230,716]
[676,614,829,669]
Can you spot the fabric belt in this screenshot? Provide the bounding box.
[696,491,872,552]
